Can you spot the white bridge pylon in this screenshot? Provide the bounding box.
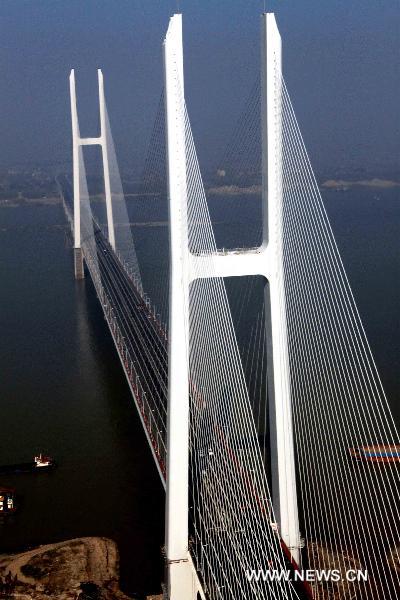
[164,14,206,600]
[164,11,300,600]
[69,68,116,279]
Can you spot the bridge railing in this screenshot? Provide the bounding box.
[88,247,167,481]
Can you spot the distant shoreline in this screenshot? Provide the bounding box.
[0,196,61,208]
[0,177,398,207]
[321,178,400,190]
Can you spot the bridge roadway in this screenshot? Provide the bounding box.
[94,228,168,431]
[61,176,169,478]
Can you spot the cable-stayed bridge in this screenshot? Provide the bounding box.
[60,12,400,600]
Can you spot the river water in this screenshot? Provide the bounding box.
[0,186,398,597]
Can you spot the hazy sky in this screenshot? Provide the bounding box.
[0,0,398,177]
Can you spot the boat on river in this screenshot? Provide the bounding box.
[0,454,56,475]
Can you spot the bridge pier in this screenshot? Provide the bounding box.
[74,247,84,280]
[167,555,206,600]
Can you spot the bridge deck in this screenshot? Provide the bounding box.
[60,177,168,481]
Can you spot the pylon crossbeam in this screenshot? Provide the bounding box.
[79,136,102,146]
[189,245,271,281]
